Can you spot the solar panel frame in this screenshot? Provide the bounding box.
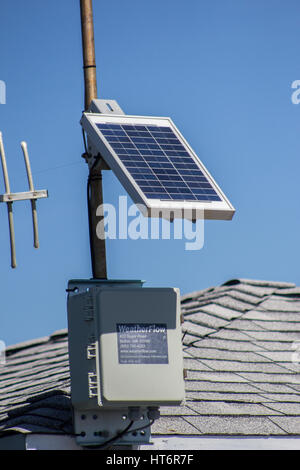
[80,113,235,221]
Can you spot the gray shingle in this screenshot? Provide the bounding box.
[185,380,262,394]
[244,310,300,323]
[197,304,242,321]
[262,403,300,415]
[250,340,297,352]
[213,296,256,312]
[286,383,300,392]
[249,383,299,394]
[185,392,270,403]
[276,287,300,296]
[268,417,300,434]
[182,333,200,346]
[187,371,248,383]
[209,329,255,342]
[185,347,271,362]
[242,330,300,343]
[228,284,277,298]
[183,358,214,372]
[255,351,298,363]
[225,319,268,332]
[259,298,300,313]
[237,372,300,385]
[160,406,198,416]
[199,359,290,374]
[185,415,287,435]
[151,417,201,435]
[191,338,267,352]
[259,393,300,403]
[186,401,281,416]
[183,312,229,330]
[182,321,216,338]
[181,301,201,310]
[224,290,264,305]
[253,321,300,332]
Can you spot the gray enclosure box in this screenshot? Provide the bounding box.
[67,279,185,446]
[67,279,185,407]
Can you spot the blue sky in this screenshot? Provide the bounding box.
[1,0,300,345]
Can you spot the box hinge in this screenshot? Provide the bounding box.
[88,372,98,398]
[87,342,97,359]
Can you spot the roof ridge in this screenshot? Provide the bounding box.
[222,279,296,289]
[182,287,275,347]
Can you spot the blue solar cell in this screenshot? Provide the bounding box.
[148,144,160,149]
[96,123,221,202]
[102,130,115,136]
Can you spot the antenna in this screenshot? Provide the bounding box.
[0,132,48,268]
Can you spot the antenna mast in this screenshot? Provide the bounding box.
[80,0,107,279]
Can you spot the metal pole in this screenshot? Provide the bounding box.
[21,141,39,249]
[0,132,16,268]
[80,0,107,279]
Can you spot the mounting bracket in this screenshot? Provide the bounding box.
[73,407,152,448]
[88,99,125,115]
[83,99,125,171]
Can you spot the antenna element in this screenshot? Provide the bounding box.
[0,132,48,268]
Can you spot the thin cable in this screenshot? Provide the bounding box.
[87,420,135,449]
[32,161,81,176]
[87,176,93,271]
[126,419,154,434]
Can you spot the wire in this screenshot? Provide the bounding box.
[29,129,88,177]
[87,420,135,449]
[32,161,81,176]
[87,175,94,275]
[84,418,154,450]
[127,419,154,434]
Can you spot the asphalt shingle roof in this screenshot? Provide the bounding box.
[1,278,300,437]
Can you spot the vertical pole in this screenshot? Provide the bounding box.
[21,141,39,249]
[80,0,107,279]
[0,132,17,268]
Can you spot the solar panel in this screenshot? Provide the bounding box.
[81,114,235,220]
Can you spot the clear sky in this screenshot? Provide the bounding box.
[1,0,300,346]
